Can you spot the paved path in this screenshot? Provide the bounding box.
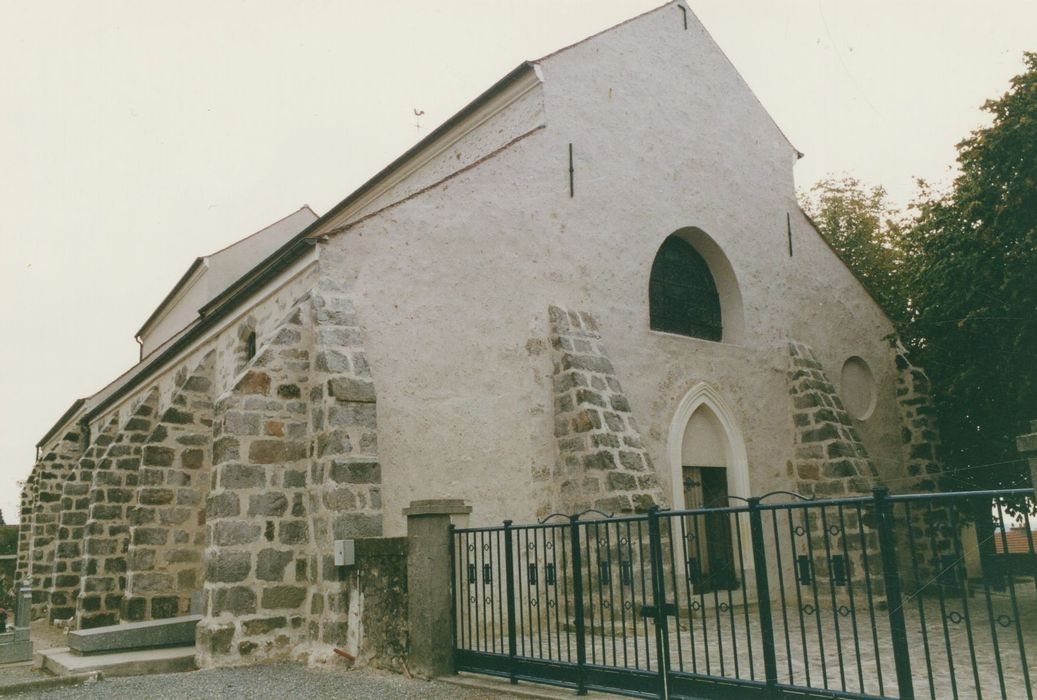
[2,666,527,699]
[464,582,1037,700]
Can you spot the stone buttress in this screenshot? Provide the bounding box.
[76,390,160,628]
[305,288,382,651]
[15,475,38,588]
[786,341,881,596]
[893,342,955,588]
[47,416,120,621]
[787,341,877,498]
[893,343,945,494]
[548,305,663,515]
[122,351,216,621]
[26,428,87,618]
[197,285,382,666]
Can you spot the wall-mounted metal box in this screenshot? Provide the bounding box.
[334,539,355,567]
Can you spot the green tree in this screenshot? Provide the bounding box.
[903,52,1037,490]
[800,176,909,322]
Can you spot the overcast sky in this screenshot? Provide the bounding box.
[1,0,1034,524]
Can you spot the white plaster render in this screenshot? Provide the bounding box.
[322,67,545,230]
[308,1,904,534]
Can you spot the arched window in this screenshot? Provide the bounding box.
[649,234,723,341]
[237,321,257,370]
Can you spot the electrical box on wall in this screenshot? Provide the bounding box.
[334,539,355,567]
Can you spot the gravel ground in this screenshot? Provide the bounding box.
[0,665,45,687]
[4,666,512,700]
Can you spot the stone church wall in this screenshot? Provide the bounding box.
[548,305,663,515]
[76,390,160,628]
[15,474,38,592]
[48,416,120,621]
[196,281,384,666]
[17,256,393,667]
[787,341,877,498]
[122,352,215,622]
[304,1,909,535]
[16,2,947,673]
[26,427,87,618]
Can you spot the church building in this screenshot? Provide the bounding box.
[17,1,941,668]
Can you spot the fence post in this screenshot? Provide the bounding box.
[872,486,915,700]
[503,520,518,684]
[748,497,779,697]
[447,523,457,673]
[646,506,671,700]
[405,499,472,679]
[569,514,588,696]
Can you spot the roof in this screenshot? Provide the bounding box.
[134,206,319,345]
[994,528,1036,555]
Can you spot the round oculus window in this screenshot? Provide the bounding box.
[840,356,876,420]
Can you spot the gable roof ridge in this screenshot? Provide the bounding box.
[535,0,802,158]
[533,0,677,64]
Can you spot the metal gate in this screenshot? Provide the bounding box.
[451,487,1037,699]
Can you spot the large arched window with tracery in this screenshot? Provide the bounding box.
[649,234,723,341]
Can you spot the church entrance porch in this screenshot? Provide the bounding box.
[450,487,1037,700]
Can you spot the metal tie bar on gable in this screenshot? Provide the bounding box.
[568,143,574,198]
[787,212,794,256]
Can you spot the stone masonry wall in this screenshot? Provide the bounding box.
[28,428,87,618]
[197,286,384,667]
[786,341,882,597]
[123,352,216,621]
[549,305,663,516]
[22,278,390,663]
[893,343,945,494]
[354,537,407,671]
[198,301,313,665]
[76,391,160,628]
[787,341,877,498]
[48,417,120,621]
[305,287,382,654]
[15,475,38,587]
[893,342,957,590]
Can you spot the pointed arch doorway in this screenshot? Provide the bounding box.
[667,384,752,591]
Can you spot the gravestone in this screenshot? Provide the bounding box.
[0,581,32,663]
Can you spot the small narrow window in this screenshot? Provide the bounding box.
[649,235,723,341]
[245,331,257,362]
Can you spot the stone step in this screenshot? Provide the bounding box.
[68,615,200,656]
[39,645,196,678]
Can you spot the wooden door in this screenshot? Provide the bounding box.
[683,465,738,591]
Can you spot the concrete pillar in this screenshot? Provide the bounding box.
[404,499,471,679]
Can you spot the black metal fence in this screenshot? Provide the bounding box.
[451,487,1037,700]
